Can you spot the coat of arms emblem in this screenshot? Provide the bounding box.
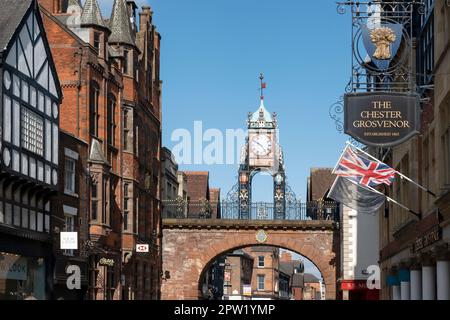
[361,23,403,70]
[370,27,396,60]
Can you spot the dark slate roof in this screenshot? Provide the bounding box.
[279,260,305,277]
[108,0,135,46]
[0,0,32,52]
[292,274,304,288]
[279,262,294,276]
[303,273,321,283]
[80,0,106,28]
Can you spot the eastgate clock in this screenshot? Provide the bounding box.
[238,74,287,220]
[250,134,272,156]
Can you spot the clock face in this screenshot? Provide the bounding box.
[251,134,272,156]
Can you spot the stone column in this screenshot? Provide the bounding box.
[421,253,436,300]
[436,245,450,300]
[410,260,422,300]
[399,265,411,300]
[392,285,401,300]
[388,267,400,300]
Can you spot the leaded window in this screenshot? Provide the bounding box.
[21,107,44,156]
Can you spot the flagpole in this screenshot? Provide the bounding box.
[347,141,436,198]
[341,177,421,219]
[362,183,421,219]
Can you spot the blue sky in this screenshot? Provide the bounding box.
[100,0,350,202]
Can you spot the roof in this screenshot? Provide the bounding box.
[303,273,321,283]
[89,138,109,165]
[279,262,294,276]
[80,0,106,28]
[279,260,304,276]
[250,99,273,123]
[292,273,304,287]
[108,0,135,46]
[184,171,210,201]
[308,168,335,201]
[0,0,33,52]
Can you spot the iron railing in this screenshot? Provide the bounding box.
[162,199,339,221]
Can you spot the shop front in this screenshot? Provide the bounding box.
[53,257,88,300]
[0,232,52,300]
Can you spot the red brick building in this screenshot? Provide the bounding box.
[184,171,210,218]
[246,246,280,300]
[37,0,162,299]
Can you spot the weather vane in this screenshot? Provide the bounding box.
[259,73,266,100]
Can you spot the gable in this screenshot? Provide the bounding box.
[4,7,61,100]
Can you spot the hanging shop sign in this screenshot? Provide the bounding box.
[344,92,420,147]
[60,232,78,250]
[136,244,149,253]
[99,258,115,267]
[243,285,252,297]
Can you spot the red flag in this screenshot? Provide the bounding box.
[261,82,266,89]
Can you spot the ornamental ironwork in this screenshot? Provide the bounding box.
[162,199,339,222]
[336,0,425,93]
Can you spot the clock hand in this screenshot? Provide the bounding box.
[255,141,264,148]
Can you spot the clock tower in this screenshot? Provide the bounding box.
[238,75,286,219]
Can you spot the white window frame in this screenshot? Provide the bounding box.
[257,274,265,291]
[258,256,265,268]
[64,148,79,197]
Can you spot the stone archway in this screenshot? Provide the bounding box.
[161,219,339,300]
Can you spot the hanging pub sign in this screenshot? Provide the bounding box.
[344,92,420,147]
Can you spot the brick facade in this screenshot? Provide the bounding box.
[38,0,162,300]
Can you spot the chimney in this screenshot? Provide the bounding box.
[38,0,60,13]
[126,1,138,31]
[280,252,292,263]
[139,6,153,31]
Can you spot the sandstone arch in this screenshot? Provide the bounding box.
[161,219,339,300]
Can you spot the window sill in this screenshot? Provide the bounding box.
[64,190,79,198]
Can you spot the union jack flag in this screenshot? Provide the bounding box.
[334,146,396,187]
